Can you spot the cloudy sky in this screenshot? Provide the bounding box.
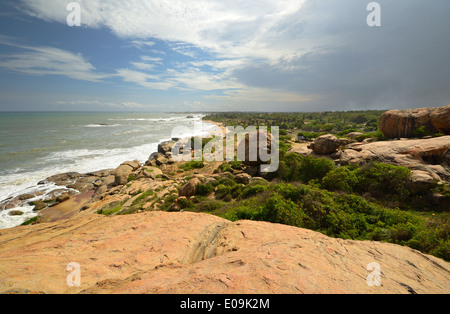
[0,0,449,112]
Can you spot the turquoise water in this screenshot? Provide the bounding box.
[0,112,213,228]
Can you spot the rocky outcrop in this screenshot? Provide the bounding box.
[236,129,274,167]
[308,134,350,155]
[380,105,450,138]
[0,211,448,294]
[430,105,450,134]
[114,161,141,186]
[335,136,450,183]
[179,178,200,199]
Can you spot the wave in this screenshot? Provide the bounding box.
[0,204,37,230]
[0,115,216,229]
[84,124,121,128]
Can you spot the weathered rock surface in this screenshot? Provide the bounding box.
[308,134,349,155]
[113,161,140,186]
[380,105,450,138]
[179,178,200,199]
[236,129,274,167]
[0,211,448,294]
[336,136,450,182]
[430,105,450,134]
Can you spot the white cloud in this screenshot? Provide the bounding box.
[18,0,307,62]
[0,39,107,82]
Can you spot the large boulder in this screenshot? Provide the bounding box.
[179,178,200,199]
[236,129,274,166]
[309,134,346,155]
[430,104,450,134]
[114,163,135,186]
[235,173,253,185]
[158,141,175,155]
[336,136,450,182]
[140,166,163,180]
[380,105,450,139]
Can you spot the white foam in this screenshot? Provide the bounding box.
[0,205,37,230]
[84,124,121,128]
[0,114,213,229]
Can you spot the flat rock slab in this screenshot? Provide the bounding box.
[0,211,448,294]
[39,191,94,223]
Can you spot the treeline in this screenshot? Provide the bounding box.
[205,110,384,135]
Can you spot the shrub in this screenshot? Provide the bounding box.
[216,162,233,173]
[239,184,268,199]
[197,200,227,212]
[275,153,335,183]
[196,183,214,196]
[321,163,411,201]
[179,160,205,171]
[217,181,448,261]
[322,166,359,193]
[355,162,411,199]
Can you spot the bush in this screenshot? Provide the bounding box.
[218,181,448,261]
[321,163,411,201]
[179,160,205,171]
[322,167,359,193]
[216,162,233,173]
[275,153,335,183]
[196,183,214,196]
[197,200,227,212]
[355,162,411,199]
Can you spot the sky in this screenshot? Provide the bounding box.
[0,0,449,112]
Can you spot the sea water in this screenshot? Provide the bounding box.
[0,112,215,229]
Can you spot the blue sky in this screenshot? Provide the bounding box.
[0,0,449,112]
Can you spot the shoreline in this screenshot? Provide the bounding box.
[0,117,222,229]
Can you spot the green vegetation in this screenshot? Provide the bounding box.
[179,160,206,171]
[205,110,385,140]
[21,216,40,226]
[93,110,448,262]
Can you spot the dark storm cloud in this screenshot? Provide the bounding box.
[233,0,450,110]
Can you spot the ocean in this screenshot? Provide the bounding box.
[0,112,215,229]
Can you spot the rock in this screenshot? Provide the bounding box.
[114,164,134,186]
[102,175,116,187]
[145,152,163,167]
[93,185,108,201]
[380,105,450,139]
[41,189,74,203]
[40,172,83,186]
[409,170,437,194]
[429,193,450,211]
[0,211,448,294]
[309,134,343,155]
[179,178,200,199]
[155,155,169,166]
[31,200,47,211]
[8,210,23,216]
[85,169,114,178]
[430,104,450,134]
[236,129,274,167]
[347,132,364,139]
[17,192,44,201]
[55,194,70,204]
[235,173,253,185]
[158,141,175,155]
[120,160,141,171]
[362,137,376,143]
[140,166,163,180]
